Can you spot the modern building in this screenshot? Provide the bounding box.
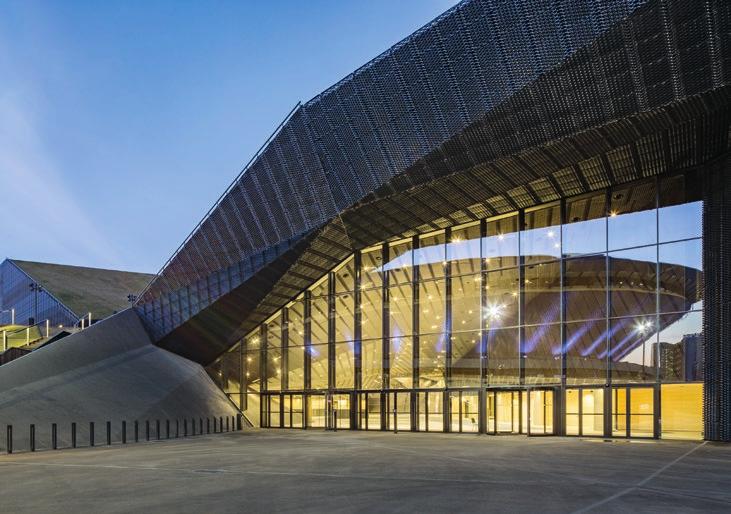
[0,259,154,328]
[1,0,729,447]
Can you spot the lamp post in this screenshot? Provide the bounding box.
[28,282,43,325]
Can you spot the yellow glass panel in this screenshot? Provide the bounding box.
[582,389,604,435]
[661,383,703,440]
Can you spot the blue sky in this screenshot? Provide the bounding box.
[0,0,457,273]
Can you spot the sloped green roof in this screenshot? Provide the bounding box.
[11,260,155,320]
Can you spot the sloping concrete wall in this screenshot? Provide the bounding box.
[0,308,238,452]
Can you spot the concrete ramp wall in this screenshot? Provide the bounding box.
[0,308,238,452]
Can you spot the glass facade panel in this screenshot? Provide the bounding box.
[564,256,607,322]
[484,214,519,270]
[487,328,519,385]
[629,387,654,437]
[658,239,703,313]
[484,268,519,328]
[288,300,305,347]
[609,246,657,318]
[307,395,326,428]
[451,275,481,333]
[334,342,354,389]
[661,383,703,440]
[657,311,703,382]
[287,345,305,390]
[361,246,384,290]
[563,193,607,256]
[659,174,702,243]
[386,392,411,431]
[448,223,481,276]
[334,293,355,343]
[416,231,445,281]
[565,321,607,385]
[387,239,413,285]
[310,297,328,345]
[523,261,561,325]
[220,175,703,439]
[419,333,446,388]
[266,346,281,391]
[333,256,355,294]
[608,180,657,250]
[524,324,561,384]
[521,204,561,264]
[389,284,412,336]
[310,344,328,390]
[389,336,413,389]
[611,317,657,383]
[419,280,446,334]
[450,331,481,387]
[360,287,382,340]
[581,388,604,436]
[361,339,382,389]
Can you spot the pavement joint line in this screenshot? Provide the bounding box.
[0,459,630,488]
[637,485,731,506]
[570,441,708,514]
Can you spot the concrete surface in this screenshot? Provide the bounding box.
[0,309,238,451]
[0,430,729,513]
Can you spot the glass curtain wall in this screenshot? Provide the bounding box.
[221,173,703,439]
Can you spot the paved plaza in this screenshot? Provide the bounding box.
[0,430,729,513]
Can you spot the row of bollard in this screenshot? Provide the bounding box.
[5,414,242,454]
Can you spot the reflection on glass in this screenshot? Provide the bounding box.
[658,239,703,313]
[419,280,446,334]
[564,256,607,321]
[609,246,657,318]
[266,313,282,348]
[610,317,657,383]
[487,328,519,384]
[563,193,607,256]
[389,337,413,389]
[659,174,702,243]
[524,324,561,384]
[608,180,656,250]
[484,214,519,269]
[416,231,446,281]
[521,204,561,264]
[243,349,261,392]
[565,321,607,385]
[656,311,703,382]
[523,262,561,325]
[448,222,481,276]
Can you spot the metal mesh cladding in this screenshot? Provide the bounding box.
[136,0,652,339]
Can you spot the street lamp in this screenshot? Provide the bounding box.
[28,282,43,325]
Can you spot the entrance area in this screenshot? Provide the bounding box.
[487,389,555,435]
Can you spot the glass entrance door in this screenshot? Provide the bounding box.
[486,389,555,435]
[449,391,479,433]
